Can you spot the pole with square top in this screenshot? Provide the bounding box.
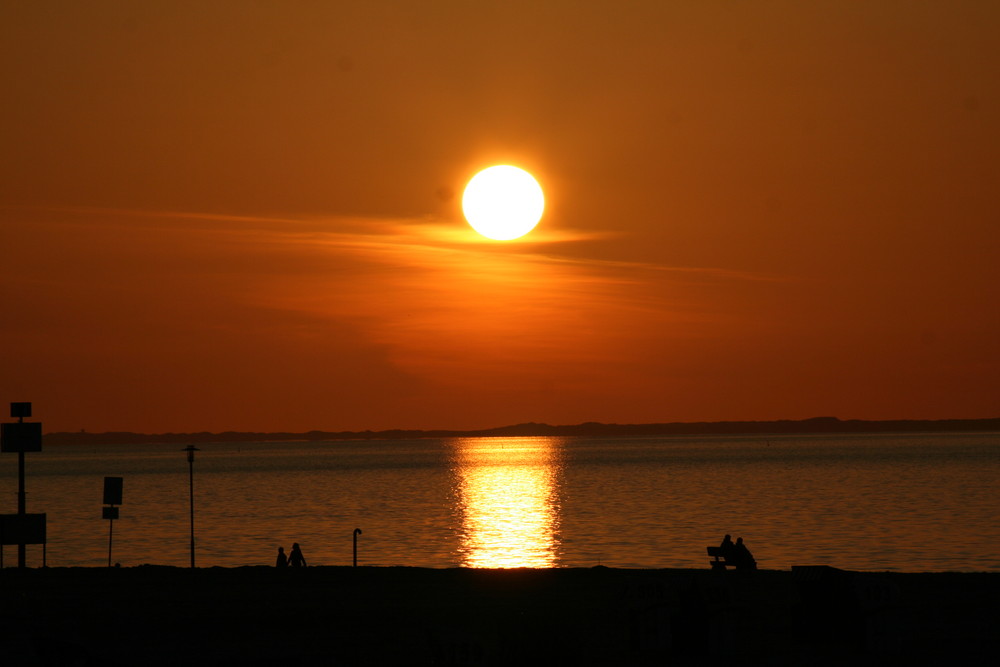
[103,476,123,567]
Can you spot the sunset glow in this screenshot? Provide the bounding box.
[1,2,997,434]
[1,7,996,662]
[452,437,561,568]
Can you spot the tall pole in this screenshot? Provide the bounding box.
[17,450,26,568]
[17,412,26,569]
[188,451,194,568]
[4,403,41,569]
[107,515,114,568]
[184,446,199,568]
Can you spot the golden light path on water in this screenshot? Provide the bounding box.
[452,437,562,568]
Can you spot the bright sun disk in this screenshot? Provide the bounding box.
[462,165,545,241]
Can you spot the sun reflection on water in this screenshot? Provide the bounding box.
[452,437,562,568]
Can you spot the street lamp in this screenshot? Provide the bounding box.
[182,445,199,568]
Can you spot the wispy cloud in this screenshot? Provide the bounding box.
[2,204,781,405]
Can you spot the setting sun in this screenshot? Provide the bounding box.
[462,165,545,240]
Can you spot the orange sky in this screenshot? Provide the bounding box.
[2,1,998,433]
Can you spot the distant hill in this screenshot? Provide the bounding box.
[43,416,1000,445]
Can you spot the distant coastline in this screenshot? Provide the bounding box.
[45,415,1000,445]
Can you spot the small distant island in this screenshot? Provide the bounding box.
[45,416,1000,445]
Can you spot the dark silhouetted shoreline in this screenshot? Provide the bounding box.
[0,566,995,665]
[45,416,1000,445]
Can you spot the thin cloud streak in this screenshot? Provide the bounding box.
[0,203,884,432]
[214,213,756,394]
[12,203,783,283]
[13,206,752,408]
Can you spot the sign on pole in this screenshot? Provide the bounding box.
[103,477,123,506]
[0,422,42,453]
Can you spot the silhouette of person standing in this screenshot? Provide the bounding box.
[289,542,307,568]
[275,546,288,568]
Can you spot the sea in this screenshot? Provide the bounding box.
[2,432,997,572]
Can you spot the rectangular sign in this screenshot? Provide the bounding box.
[0,514,47,545]
[103,476,123,505]
[1,422,42,453]
[102,507,119,520]
[10,402,32,419]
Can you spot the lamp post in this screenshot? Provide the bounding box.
[182,445,199,568]
[353,528,362,567]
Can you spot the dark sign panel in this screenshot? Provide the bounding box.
[0,422,43,453]
[0,513,47,545]
[103,476,124,505]
[10,402,32,419]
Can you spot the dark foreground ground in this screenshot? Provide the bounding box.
[0,565,996,666]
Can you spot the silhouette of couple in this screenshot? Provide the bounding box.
[275,542,307,568]
[720,534,756,570]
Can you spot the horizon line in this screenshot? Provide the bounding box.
[41,415,1000,444]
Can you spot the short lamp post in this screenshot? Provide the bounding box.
[182,445,199,568]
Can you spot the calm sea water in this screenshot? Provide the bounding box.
[2,433,997,571]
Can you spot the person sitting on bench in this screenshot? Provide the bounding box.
[732,536,757,570]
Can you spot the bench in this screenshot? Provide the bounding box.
[707,546,737,570]
[708,545,757,571]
